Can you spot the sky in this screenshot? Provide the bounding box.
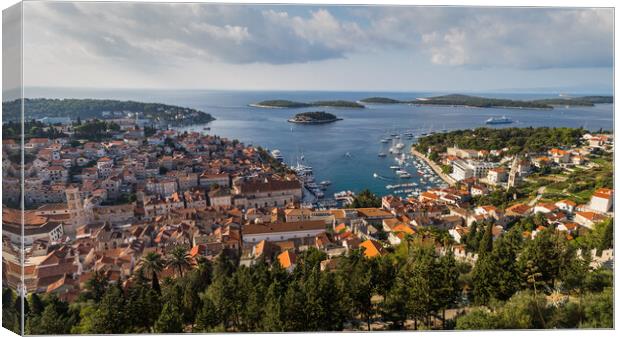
[14,2,615,93]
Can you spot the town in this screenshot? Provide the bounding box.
[2,116,614,333]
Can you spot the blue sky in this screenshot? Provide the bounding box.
[20,2,614,93]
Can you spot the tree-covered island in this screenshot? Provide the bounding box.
[1,98,216,126]
[251,99,364,109]
[359,94,613,109]
[287,111,342,124]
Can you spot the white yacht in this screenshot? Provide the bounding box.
[271,149,284,162]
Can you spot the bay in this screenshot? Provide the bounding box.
[25,88,614,198]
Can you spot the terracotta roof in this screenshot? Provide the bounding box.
[334,223,347,233]
[277,250,296,269]
[360,239,384,258]
[556,199,577,207]
[356,208,393,218]
[243,220,325,235]
[576,211,606,221]
[506,203,531,215]
[592,188,613,200]
[238,179,301,193]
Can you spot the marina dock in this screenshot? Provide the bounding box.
[410,148,456,186]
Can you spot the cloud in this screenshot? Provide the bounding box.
[22,3,613,72]
[408,7,613,69]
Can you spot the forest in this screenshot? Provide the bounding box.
[415,127,588,155]
[2,220,613,334]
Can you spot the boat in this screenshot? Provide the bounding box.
[378,152,387,157]
[373,173,379,178]
[320,180,331,186]
[485,116,513,124]
[203,127,211,130]
[271,149,284,162]
[396,170,412,178]
[390,165,401,170]
[380,138,390,143]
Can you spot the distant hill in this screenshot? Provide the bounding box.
[252,99,364,109]
[2,98,215,125]
[359,94,613,109]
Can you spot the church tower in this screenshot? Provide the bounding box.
[65,186,93,234]
[507,156,520,189]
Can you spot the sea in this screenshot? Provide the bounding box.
[24,88,614,200]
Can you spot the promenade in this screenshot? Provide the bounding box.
[410,148,457,186]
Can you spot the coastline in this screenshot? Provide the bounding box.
[410,147,456,186]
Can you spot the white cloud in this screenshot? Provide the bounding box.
[19,3,613,90]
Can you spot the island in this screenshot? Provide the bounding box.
[1,98,216,126]
[287,111,342,124]
[358,94,613,109]
[252,99,364,109]
[409,94,553,109]
[359,97,402,104]
[532,96,614,107]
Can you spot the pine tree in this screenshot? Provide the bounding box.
[31,295,71,334]
[382,272,410,329]
[195,297,219,332]
[154,302,184,333]
[90,284,127,333]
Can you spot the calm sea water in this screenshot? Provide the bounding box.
[25,88,614,198]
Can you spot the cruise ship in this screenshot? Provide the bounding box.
[485,116,513,124]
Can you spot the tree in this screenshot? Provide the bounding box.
[2,288,20,333]
[472,229,521,304]
[154,302,184,333]
[348,189,381,208]
[402,243,435,329]
[519,228,569,288]
[477,220,494,256]
[29,292,45,317]
[455,308,498,329]
[90,284,127,333]
[433,252,461,327]
[382,273,410,329]
[195,297,219,332]
[338,253,375,330]
[124,272,162,332]
[28,295,71,334]
[84,270,109,302]
[495,291,548,329]
[281,279,307,331]
[167,245,192,277]
[140,252,165,294]
[471,254,495,305]
[204,273,234,330]
[580,287,613,328]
